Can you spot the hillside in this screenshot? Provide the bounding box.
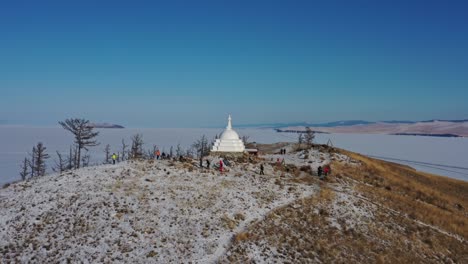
[1,144,467,263]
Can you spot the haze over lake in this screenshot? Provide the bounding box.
[1,126,467,185]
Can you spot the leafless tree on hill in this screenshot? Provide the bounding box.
[185,148,194,158]
[53,151,67,173]
[81,150,91,167]
[241,135,250,145]
[121,139,128,161]
[104,144,111,164]
[148,144,158,159]
[298,133,304,149]
[59,118,99,169]
[176,144,183,158]
[130,134,144,159]
[192,135,210,159]
[32,142,50,177]
[19,158,29,181]
[304,127,315,147]
[67,146,75,170]
[29,146,36,178]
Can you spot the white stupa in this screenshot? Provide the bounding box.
[211,115,245,153]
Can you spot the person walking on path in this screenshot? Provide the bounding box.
[317,166,323,177]
[206,159,211,169]
[260,164,264,175]
[112,153,117,165]
[156,150,161,160]
[324,165,330,176]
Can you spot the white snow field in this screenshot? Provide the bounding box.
[0,155,324,263]
[1,126,468,185]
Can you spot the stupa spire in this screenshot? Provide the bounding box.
[227,114,232,130]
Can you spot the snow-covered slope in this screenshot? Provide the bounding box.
[2,145,466,263]
[0,157,319,263]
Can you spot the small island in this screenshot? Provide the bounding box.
[89,123,125,129]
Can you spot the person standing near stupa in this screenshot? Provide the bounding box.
[219,158,224,173]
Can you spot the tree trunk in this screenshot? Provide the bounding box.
[77,146,81,169]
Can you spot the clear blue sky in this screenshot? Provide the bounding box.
[1,0,467,127]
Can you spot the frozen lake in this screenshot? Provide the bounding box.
[0,126,467,185]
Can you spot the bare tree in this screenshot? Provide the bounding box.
[120,139,128,161]
[185,148,194,158]
[147,144,158,159]
[66,146,75,170]
[241,135,250,145]
[73,146,79,168]
[304,127,315,147]
[19,158,29,181]
[59,118,99,169]
[53,151,67,173]
[33,142,50,177]
[298,133,304,148]
[29,146,36,178]
[130,134,144,159]
[192,135,210,159]
[175,144,183,157]
[104,144,111,164]
[81,150,91,167]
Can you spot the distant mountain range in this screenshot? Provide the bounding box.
[271,119,468,137]
[238,119,468,129]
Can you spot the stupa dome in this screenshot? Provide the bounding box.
[220,129,241,141]
[211,115,245,153]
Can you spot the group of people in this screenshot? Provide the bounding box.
[109,148,332,180]
[317,165,331,179]
[154,150,170,160]
[200,158,211,169]
[279,148,287,155]
[109,149,172,165]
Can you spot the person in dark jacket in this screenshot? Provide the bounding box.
[317,166,323,177]
[206,159,211,169]
[260,164,264,175]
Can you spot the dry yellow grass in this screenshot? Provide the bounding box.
[332,149,468,239]
[222,147,468,263]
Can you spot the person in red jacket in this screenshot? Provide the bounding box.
[324,165,330,176]
[219,159,224,173]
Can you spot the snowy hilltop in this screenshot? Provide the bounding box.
[1,143,467,263]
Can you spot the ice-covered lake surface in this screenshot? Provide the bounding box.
[0,126,467,185]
